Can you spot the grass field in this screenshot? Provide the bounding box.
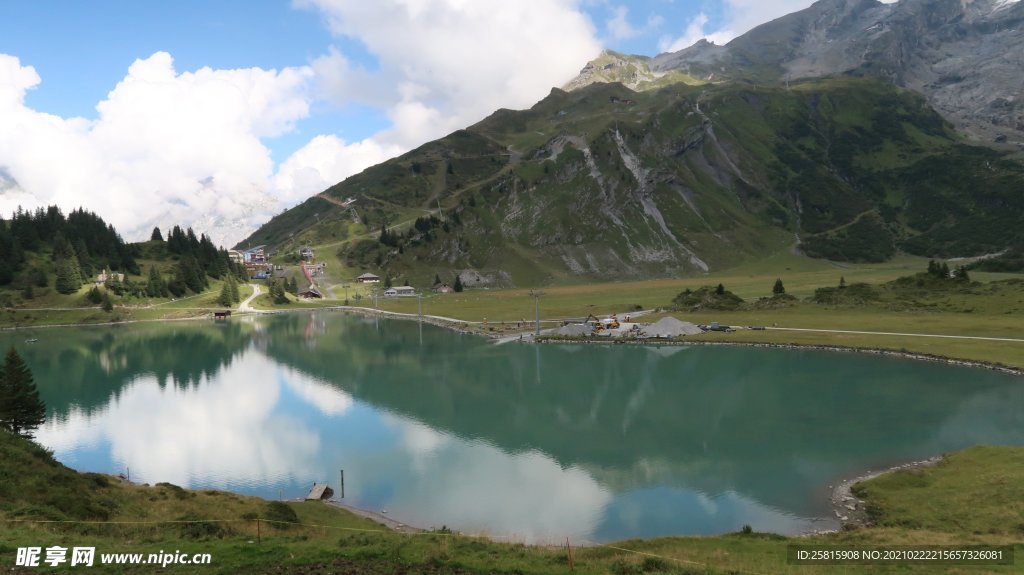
[4,249,1022,369]
[1,431,1022,574]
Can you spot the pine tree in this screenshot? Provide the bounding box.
[287,276,298,295]
[839,276,847,289]
[453,275,464,293]
[86,286,103,304]
[715,283,725,296]
[55,256,83,294]
[146,266,167,298]
[271,280,290,304]
[176,256,204,294]
[151,227,163,241]
[74,238,92,277]
[101,292,113,312]
[0,346,46,438]
[434,273,442,286]
[227,275,240,303]
[217,281,233,307]
[772,278,785,295]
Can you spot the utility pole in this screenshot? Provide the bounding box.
[529,290,544,336]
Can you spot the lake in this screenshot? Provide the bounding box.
[7,312,1023,543]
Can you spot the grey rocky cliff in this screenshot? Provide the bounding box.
[566,0,1024,147]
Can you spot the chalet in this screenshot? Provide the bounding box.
[383,286,416,297]
[431,283,454,293]
[95,269,124,286]
[213,310,231,320]
[300,246,314,260]
[227,250,244,264]
[356,273,380,284]
[298,287,323,299]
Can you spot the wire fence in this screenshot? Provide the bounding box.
[0,516,776,574]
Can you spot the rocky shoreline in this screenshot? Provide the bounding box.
[534,336,1024,376]
[822,456,944,533]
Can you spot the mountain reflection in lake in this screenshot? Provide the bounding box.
[8,313,1023,543]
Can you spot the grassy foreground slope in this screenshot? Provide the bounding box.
[1,431,1022,573]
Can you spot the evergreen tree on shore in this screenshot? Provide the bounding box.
[0,346,46,438]
[269,279,290,304]
[228,275,240,303]
[217,281,233,307]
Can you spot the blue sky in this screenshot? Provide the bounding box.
[0,0,819,245]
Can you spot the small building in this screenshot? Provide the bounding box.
[298,287,323,299]
[243,245,267,264]
[300,246,314,261]
[213,310,231,320]
[431,283,454,293]
[384,286,416,297]
[356,273,380,284]
[227,250,244,264]
[95,269,125,286]
[305,483,334,501]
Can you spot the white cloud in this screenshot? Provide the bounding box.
[0,52,318,246]
[659,0,899,54]
[658,12,734,53]
[0,1,604,246]
[606,5,664,41]
[37,352,324,487]
[297,0,602,149]
[273,134,402,205]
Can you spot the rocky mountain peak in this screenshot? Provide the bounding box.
[565,0,1024,148]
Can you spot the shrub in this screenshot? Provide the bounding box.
[672,286,744,311]
[176,513,226,539]
[640,556,670,572]
[262,501,300,528]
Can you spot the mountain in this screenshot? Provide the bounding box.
[570,0,1024,147]
[239,77,1024,285]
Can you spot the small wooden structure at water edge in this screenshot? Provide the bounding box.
[213,310,231,320]
[305,483,334,500]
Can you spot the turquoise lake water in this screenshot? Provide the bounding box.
[6,312,1023,543]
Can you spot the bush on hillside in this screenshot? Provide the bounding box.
[672,286,744,311]
[813,283,880,305]
[262,501,300,529]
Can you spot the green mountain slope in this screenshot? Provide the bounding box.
[239,77,1024,286]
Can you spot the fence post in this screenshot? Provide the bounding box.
[566,537,574,570]
[256,518,261,544]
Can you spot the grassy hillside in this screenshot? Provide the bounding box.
[0,211,251,328]
[239,77,1024,288]
[1,431,1021,573]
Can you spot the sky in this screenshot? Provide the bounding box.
[0,0,852,247]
